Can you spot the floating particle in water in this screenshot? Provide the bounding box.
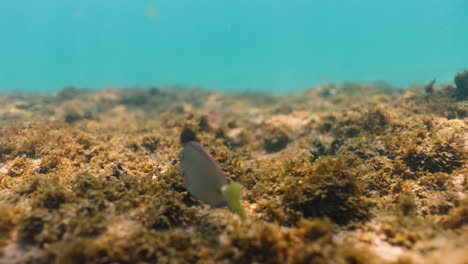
[145,5,159,20]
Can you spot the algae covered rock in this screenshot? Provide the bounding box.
[282,156,370,225]
[454,70,468,101]
[262,125,290,153]
[0,82,467,263]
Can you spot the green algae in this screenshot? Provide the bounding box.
[0,76,467,263]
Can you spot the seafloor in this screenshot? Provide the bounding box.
[0,72,467,264]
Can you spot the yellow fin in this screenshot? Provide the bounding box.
[221,182,247,220]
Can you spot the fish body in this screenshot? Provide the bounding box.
[179,141,247,219]
[179,141,227,207]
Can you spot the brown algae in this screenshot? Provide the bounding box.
[0,73,467,263]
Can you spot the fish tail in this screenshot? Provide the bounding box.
[221,182,247,220]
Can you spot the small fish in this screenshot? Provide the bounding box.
[179,141,246,220]
[145,5,159,19]
[207,110,221,123]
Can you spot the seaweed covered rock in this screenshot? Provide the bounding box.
[49,224,211,264]
[320,106,399,138]
[56,86,82,101]
[262,125,290,153]
[443,198,468,229]
[282,156,370,225]
[218,221,289,263]
[0,206,22,254]
[383,119,466,174]
[5,155,35,178]
[0,82,467,263]
[454,70,468,101]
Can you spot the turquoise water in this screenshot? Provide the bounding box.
[1,0,467,93]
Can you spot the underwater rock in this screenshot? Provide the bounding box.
[262,125,290,153]
[0,82,466,263]
[60,101,94,123]
[56,86,81,100]
[5,155,35,177]
[180,127,198,145]
[282,156,369,225]
[454,70,468,101]
[17,215,45,245]
[424,79,436,94]
[443,198,468,229]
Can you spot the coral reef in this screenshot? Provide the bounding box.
[0,74,467,263]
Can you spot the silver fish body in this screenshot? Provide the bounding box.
[179,141,227,207]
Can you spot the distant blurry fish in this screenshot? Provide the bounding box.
[145,5,159,20]
[73,10,81,18]
[207,110,221,123]
[179,141,246,220]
